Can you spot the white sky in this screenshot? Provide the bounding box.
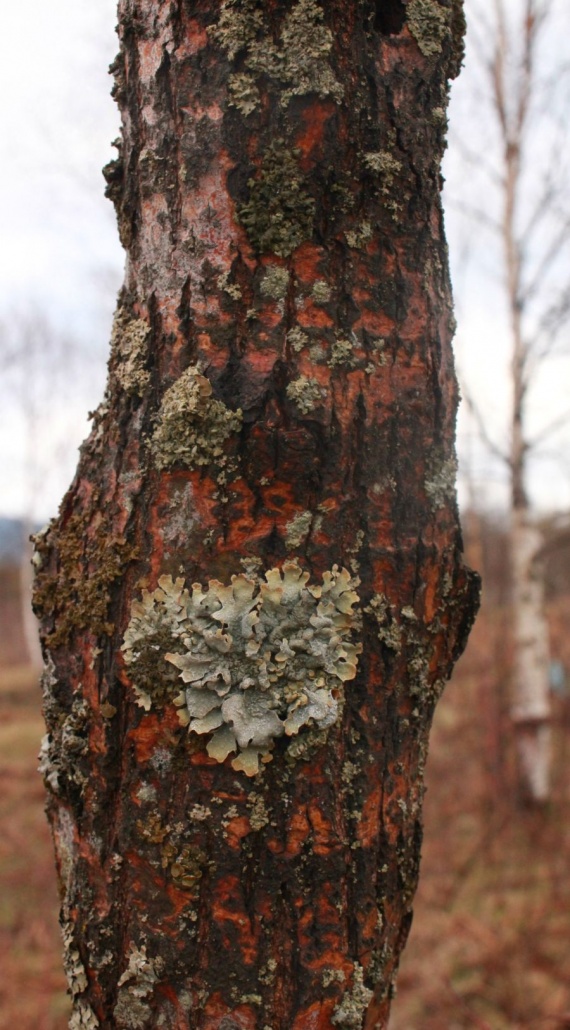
[0,0,569,521]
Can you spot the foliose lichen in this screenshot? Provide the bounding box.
[110,306,151,397]
[62,922,100,1029]
[363,150,399,175]
[123,562,361,777]
[311,279,332,304]
[287,326,309,353]
[32,512,138,648]
[424,453,458,508]
[260,265,290,301]
[217,271,243,300]
[284,510,314,549]
[407,0,465,73]
[365,594,402,653]
[345,221,373,249]
[38,692,90,796]
[212,0,343,108]
[114,945,164,1030]
[286,375,323,414]
[329,334,356,369]
[331,963,374,1028]
[238,142,316,258]
[151,366,242,471]
[228,71,261,115]
[69,1003,100,1030]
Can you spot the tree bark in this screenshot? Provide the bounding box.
[493,0,553,804]
[33,1,478,1027]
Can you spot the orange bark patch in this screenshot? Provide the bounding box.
[307,798,339,856]
[297,102,336,164]
[129,714,178,763]
[223,815,251,850]
[291,1000,331,1030]
[286,805,311,856]
[293,243,327,283]
[352,304,396,338]
[298,305,335,330]
[211,877,259,965]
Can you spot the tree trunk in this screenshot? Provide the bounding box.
[510,507,551,803]
[33,2,478,1027]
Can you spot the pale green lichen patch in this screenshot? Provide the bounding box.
[407,0,451,59]
[260,265,290,301]
[151,366,242,471]
[364,150,402,201]
[285,510,313,549]
[286,375,323,414]
[364,151,401,178]
[248,792,270,830]
[287,326,309,352]
[424,454,458,508]
[365,594,402,653]
[332,964,373,1028]
[345,221,373,249]
[110,307,151,397]
[311,279,332,303]
[239,142,315,257]
[123,562,361,777]
[322,967,346,989]
[217,271,242,300]
[228,71,261,115]
[121,576,191,710]
[212,0,343,107]
[329,334,356,369]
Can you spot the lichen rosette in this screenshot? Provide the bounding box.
[122,561,361,776]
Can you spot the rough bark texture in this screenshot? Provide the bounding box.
[33,1,478,1027]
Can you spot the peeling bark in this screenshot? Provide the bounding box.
[33,2,478,1027]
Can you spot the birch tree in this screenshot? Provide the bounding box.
[33,1,478,1026]
[450,0,570,803]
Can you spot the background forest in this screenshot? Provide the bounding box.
[1,0,569,1027]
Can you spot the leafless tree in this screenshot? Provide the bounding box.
[0,309,96,667]
[448,0,570,802]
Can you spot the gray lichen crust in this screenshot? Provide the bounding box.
[151,366,242,471]
[122,562,362,777]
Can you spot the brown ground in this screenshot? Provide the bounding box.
[1,572,569,1029]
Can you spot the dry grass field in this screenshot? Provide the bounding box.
[1,563,569,1029]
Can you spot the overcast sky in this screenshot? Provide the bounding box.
[1,0,569,521]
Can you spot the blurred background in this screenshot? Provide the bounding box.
[0,1,569,1027]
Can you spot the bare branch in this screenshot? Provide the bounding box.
[520,217,570,306]
[460,379,511,468]
[446,128,504,189]
[529,408,570,449]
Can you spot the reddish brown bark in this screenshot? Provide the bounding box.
[34,2,478,1027]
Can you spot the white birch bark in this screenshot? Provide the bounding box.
[510,510,551,802]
